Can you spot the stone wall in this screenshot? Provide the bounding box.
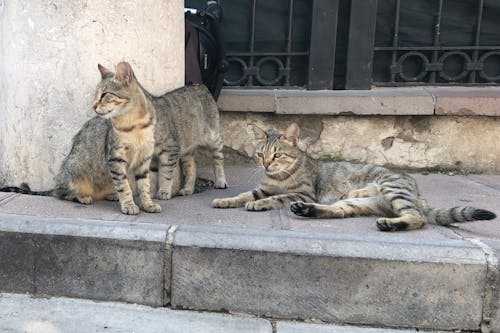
[0,0,184,189]
[220,112,500,173]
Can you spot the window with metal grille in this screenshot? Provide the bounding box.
[186,0,500,89]
[373,0,500,86]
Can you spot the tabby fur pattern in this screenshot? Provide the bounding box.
[149,84,227,199]
[0,62,227,207]
[55,62,161,215]
[212,123,496,231]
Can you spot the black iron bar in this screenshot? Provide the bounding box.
[390,0,401,83]
[429,0,443,83]
[285,0,295,86]
[470,0,484,83]
[248,0,257,86]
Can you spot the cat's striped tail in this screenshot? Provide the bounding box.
[0,183,53,196]
[424,206,496,225]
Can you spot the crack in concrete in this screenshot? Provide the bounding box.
[164,225,177,306]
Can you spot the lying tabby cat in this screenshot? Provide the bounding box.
[212,123,496,231]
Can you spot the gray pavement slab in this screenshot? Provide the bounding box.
[0,293,271,333]
[276,321,445,333]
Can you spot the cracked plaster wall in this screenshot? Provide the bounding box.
[220,113,500,173]
[0,0,184,188]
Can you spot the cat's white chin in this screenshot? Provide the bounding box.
[95,110,114,119]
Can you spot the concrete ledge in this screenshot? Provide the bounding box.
[218,87,500,116]
[0,214,170,306]
[171,225,487,331]
[481,239,500,333]
[1,211,498,331]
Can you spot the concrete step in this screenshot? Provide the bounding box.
[0,214,499,332]
[1,165,500,332]
[0,293,456,333]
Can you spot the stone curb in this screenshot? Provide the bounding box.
[0,214,498,331]
[218,87,500,116]
[0,213,170,306]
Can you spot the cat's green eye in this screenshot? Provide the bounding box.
[257,152,264,158]
[274,153,283,158]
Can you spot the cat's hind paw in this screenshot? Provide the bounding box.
[290,201,316,217]
[376,218,409,232]
[156,190,172,200]
[178,187,195,196]
[74,196,93,205]
[105,193,119,201]
[214,179,228,189]
[141,202,162,213]
[212,198,233,208]
[121,202,140,215]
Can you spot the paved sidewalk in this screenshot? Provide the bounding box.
[0,293,448,333]
[1,164,499,240]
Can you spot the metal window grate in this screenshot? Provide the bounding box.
[223,0,311,88]
[373,0,500,86]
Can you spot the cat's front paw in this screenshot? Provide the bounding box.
[156,189,172,200]
[290,201,316,217]
[141,202,162,213]
[245,200,271,211]
[121,202,140,215]
[212,198,234,208]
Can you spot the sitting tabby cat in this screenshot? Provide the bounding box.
[212,123,496,231]
[56,61,161,214]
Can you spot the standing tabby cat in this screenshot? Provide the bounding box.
[149,84,227,199]
[56,61,161,214]
[212,123,496,231]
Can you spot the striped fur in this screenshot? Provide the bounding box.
[150,84,227,199]
[52,62,161,215]
[213,123,496,232]
[1,64,227,206]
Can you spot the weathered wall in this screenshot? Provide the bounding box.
[0,0,184,189]
[220,112,500,173]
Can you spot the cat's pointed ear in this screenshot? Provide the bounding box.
[98,64,112,79]
[115,61,133,84]
[251,124,268,142]
[283,123,300,145]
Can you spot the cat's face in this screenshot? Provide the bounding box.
[253,123,301,174]
[92,62,135,119]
